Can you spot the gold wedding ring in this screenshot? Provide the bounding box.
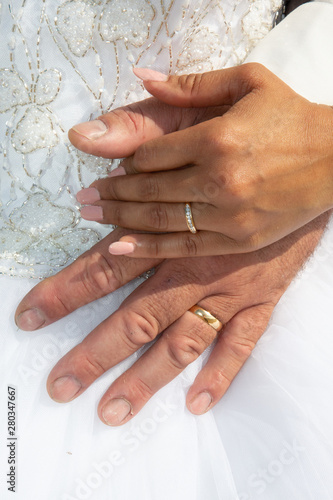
[185,203,197,234]
[189,305,223,332]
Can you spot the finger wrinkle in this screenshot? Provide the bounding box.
[121,310,159,347]
[76,350,108,381]
[79,254,116,298]
[131,376,154,400]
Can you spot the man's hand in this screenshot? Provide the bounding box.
[15,212,329,425]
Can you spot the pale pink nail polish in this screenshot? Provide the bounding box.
[108,166,126,178]
[71,119,107,140]
[189,392,212,415]
[109,241,135,255]
[76,187,101,204]
[133,67,168,82]
[81,205,103,221]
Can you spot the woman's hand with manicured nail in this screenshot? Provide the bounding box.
[109,242,135,255]
[73,64,333,259]
[76,187,101,205]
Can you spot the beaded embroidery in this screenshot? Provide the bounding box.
[0,0,283,279]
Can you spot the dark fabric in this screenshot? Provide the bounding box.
[285,0,312,14]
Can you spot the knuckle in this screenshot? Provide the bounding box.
[232,209,255,233]
[244,231,263,251]
[203,127,225,154]
[76,349,107,381]
[107,179,121,201]
[181,234,199,257]
[80,253,116,299]
[178,73,205,103]
[239,62,267,87]
[141,238,160,258]
[111,104,143,135]
[224,332,256,361]
[133,143,150,168]
[224,170,257,204]
[167,335,203,370]
[51,288,72,316]
[230,213,263,249]
[138,174,160,201]
[146,203,169,231]
[121,310,159,348]
[203,120,238,156]
[160,259,202,289]
[110,204,124,227]
[131,377,154,400]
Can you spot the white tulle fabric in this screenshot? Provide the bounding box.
[1,1,333,499]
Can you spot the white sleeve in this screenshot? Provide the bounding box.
[246,2,333,104]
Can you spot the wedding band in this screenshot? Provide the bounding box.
[185,203,197,234]
[189,305,223,332]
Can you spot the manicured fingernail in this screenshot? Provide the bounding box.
[71,120,108,140]
[102,398,132,426]
[16,308,46,331]
[133,67,168,82]
[76,187,101,204]
[108,166,126,177]
[81,205,103,221]
[109,241,135,255]
[50,376,82,403]
[189,392,212,415]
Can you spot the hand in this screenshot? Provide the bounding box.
[15,212,329,425]
[75,64,333,259]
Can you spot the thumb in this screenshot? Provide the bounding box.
[134,63,268,108]
[68,97,203,159]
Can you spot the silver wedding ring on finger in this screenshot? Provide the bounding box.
[189,305,223,332]
[185,203,197,234]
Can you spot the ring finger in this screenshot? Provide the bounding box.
[80,200,219,233]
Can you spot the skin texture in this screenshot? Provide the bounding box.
[74,64,333,259]
[15,86,331,425]
[15,215,329,426]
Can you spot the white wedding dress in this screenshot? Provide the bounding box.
[1,1,333,499]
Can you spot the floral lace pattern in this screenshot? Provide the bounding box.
[0,0,283,278]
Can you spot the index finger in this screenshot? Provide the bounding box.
[15,227,161,331]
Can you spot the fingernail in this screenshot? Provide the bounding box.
[189,392,212,415]
[71,120,108,140]
[102,398,132,426]
[109,241,135,255]
[16,308,46,331]
[133,67,168,82]
[81,205,103,221]
[108,166,126,177]
[76,187,101,204]
[50,376,82,403]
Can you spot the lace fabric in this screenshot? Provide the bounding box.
[0,0,283,279]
